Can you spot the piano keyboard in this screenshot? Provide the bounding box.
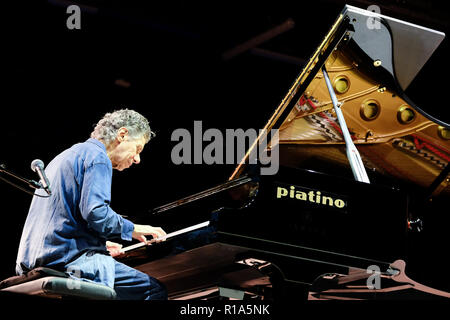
[120,221,211,254]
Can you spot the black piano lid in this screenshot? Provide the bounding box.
[344,5,445,93]
[344,5,449,128]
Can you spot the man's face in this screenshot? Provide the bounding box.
[109,135,146,171]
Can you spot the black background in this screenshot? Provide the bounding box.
[1,0,449,297]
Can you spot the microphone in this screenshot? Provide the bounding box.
[31,159,52,195]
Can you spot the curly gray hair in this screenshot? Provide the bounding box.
[91,109,155,146]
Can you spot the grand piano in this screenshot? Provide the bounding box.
[2,4,449,303]
[116,5,450,301]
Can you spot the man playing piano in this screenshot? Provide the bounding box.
[15,109,168,300]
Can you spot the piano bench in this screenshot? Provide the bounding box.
[0,267,116,300]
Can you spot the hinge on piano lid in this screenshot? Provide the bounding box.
[342,31,354,44]
[339,27,355,48]
[335,16,355,48]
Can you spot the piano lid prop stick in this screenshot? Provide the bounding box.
[120,221,211,254]
[322,66,370,184]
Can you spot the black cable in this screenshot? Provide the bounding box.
[0,174,50,198]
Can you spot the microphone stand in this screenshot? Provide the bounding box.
[0,163,43,193]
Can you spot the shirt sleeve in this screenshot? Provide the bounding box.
[78,162,134,241]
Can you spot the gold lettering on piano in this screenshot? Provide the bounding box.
[276,185,346,209]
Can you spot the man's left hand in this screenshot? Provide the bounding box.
[106,241,124,258]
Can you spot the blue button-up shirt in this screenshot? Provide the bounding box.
[16,138,135,274]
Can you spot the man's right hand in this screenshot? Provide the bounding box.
[132,224,166,244]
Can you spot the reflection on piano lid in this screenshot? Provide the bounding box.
[124,5,450,301]
[230,5,449,198]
